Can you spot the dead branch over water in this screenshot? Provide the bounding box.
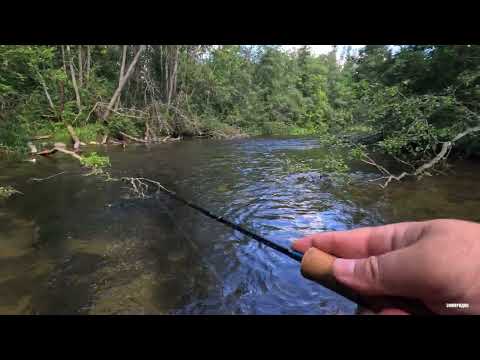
[29,172,68,182]
[364,124,480,188]
[121,177,170,199]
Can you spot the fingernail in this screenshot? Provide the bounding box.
[333,258,355,278]
[290,239,303,251]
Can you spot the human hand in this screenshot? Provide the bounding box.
[292,219,480,315]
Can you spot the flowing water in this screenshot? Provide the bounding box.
[1,137,480,314]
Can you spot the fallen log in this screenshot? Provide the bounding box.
[56,146,83,161]
[31,135,52,141]
[37,145,83,161]
[119,131,147,143]
[109,139,125,145]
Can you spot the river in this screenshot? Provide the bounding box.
[1,137,479,314]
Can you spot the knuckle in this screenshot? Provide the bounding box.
[365,256,382,285]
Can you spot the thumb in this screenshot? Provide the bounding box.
[333,256,389,296]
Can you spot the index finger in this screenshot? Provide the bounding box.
[291,221,426,258]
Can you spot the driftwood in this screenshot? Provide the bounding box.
[109,139,126,147]
[115,132,181,144]
[29,171,68,182]
[119,131,147,143]
[31,135,52,141]
[37,145,83,161]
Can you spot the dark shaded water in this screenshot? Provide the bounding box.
[1,137,480,314]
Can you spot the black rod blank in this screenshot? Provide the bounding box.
[161,187,304,262]
[131,177,434,315]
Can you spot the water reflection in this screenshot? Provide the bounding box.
[1,137,479,314]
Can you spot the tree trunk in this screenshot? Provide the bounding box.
[144,121,151,142]
[66,45,81,113]
[167,46,180,106]
[115,45,128,111]
[103,45,145,121]
[165,46,169,103]
[86,45,91,85]
[58,80,65,120]
[61,45,67,75]
[37,70,56,112]
[78,45,83,88]
[66,124,81,151]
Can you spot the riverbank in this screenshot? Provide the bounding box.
[0,120,322,160]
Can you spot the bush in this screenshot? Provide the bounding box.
[261,121,291,135]
[0,120,30,153]
[80,152,111,169]
[107,115,143,138]
[197,116,245,139]
[75,123,106,143]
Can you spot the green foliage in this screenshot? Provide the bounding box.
[1,45,356,149]
[178,45,352,136]
[80,151,113,180]
[75,124,106,143]
[2,44,480,180]
[260,121,292,136]
[31,123,105,144]
[80,152,111,169]
[0,119,30,153]
[0,185,22,199]
[107,116,142,138]
[313,157,350,173]
[353,82,472,165]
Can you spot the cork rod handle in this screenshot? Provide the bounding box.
[299,247,434,315]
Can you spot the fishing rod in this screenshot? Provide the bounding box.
[123,177,434,315]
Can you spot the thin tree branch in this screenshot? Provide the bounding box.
[66,45,82,113]
[103,45,145,121]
